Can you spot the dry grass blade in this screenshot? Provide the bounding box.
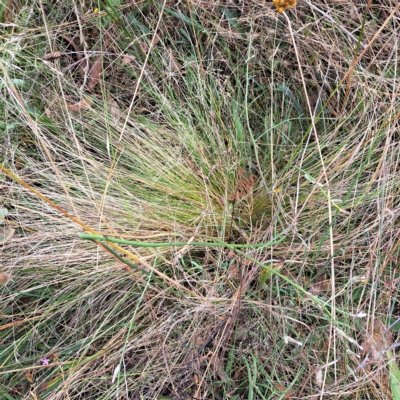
[0,316,44,330]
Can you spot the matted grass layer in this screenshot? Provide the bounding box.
[1,1,400,399]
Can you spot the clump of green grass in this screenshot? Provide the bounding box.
[1,0,400,399]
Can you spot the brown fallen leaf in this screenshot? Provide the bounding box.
[359,319,392,396]
[361,319,392,364]
[25,369,35,384]
[0,273,11,285]
[62,35,87,78]
[42,52,62,61]
[186,159,194,169]
[107,97,124,120]
[137,34,161,54]
[228,261,241,280]
[87,56,102,90]
[122,53,136,65]
[66,97,92,112]
[226,250,236,260]
[211,354,230,382]
[309,273,329,296]
[275,383,287,391]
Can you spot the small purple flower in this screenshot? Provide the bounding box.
[40,357,50,366]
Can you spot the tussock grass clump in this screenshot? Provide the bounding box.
[1,0,400,399]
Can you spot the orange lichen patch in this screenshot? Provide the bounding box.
[273,0,297,13]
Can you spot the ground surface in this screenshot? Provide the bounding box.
[1,1,400,399]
